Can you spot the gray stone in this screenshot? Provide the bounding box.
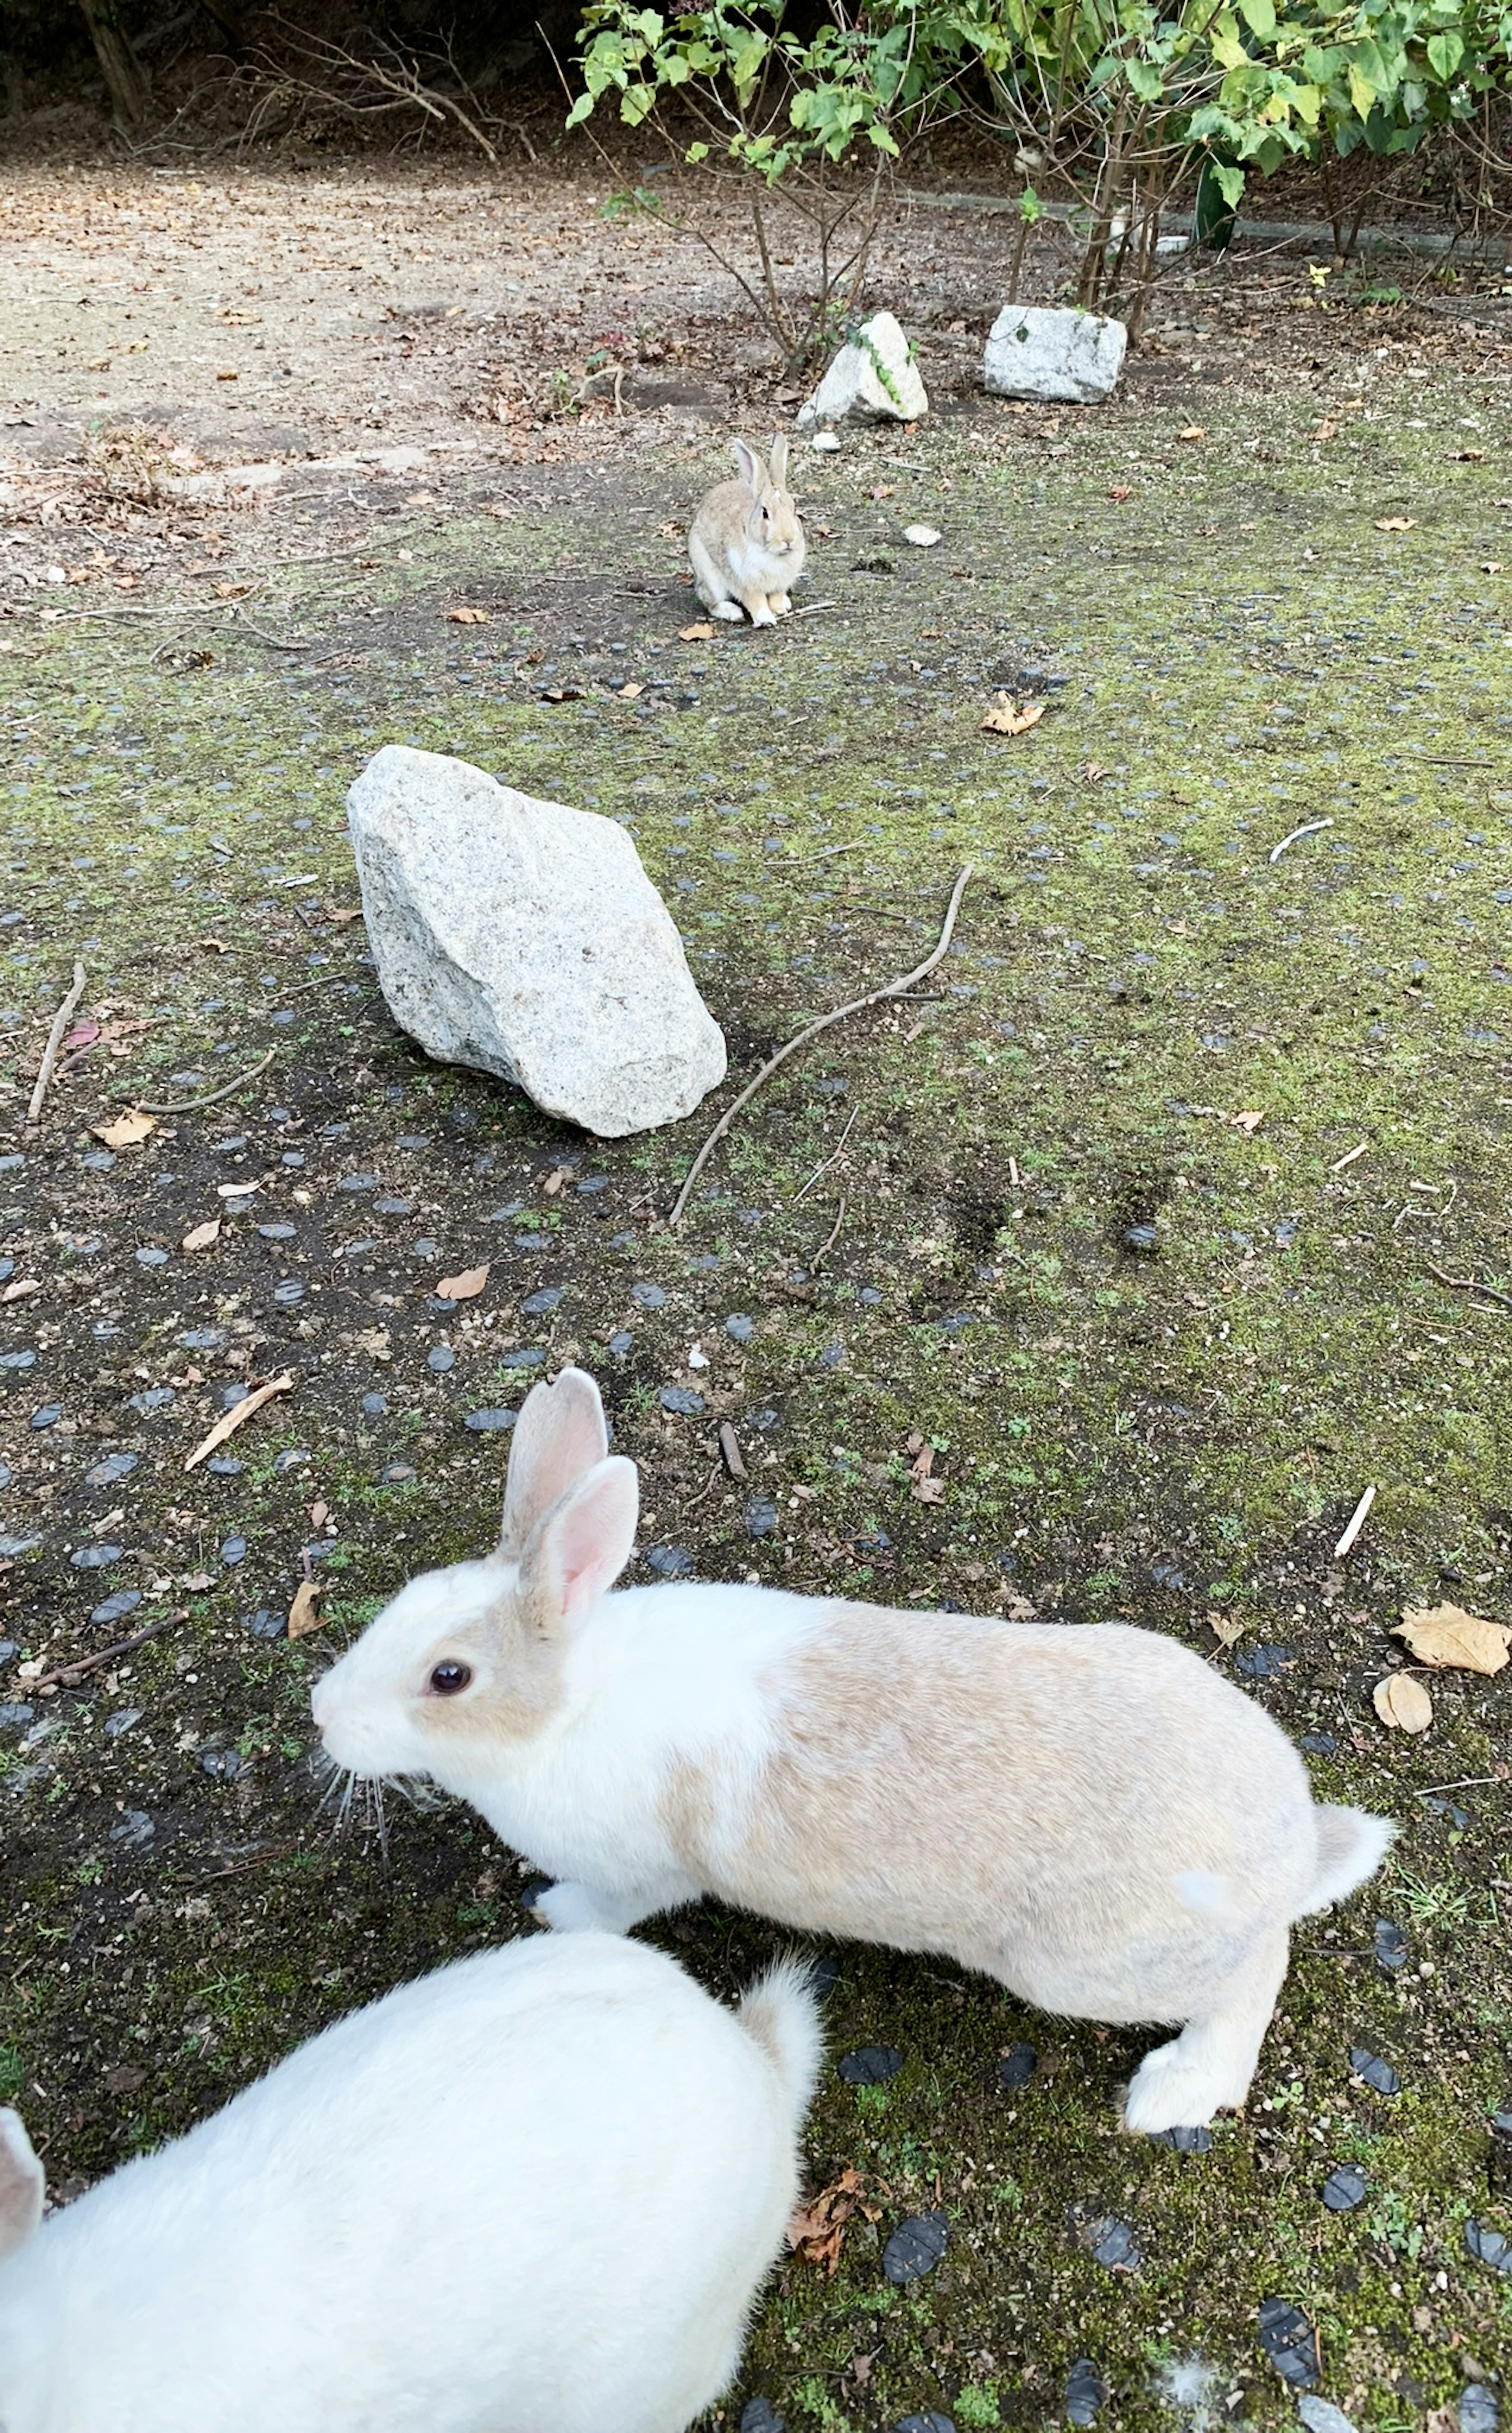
[1297,2398,1359,2433]
[797,311,927,428]
[347,746,727,1137]
[983,305,1127,404]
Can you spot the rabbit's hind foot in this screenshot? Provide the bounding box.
[1121,1929,1288,2134]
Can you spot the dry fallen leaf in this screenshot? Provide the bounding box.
[1373,1671,1433,1734]
[1453,447,1485,461]
[981,694,1045,738]
[182,1218,221,1253]
[1375,516,1416,533]
[197,936,228,953]
[1209,1609,1247,1648]
[437,1262,490,1301]
[1,1277,41,1304]
[617,681,643,700]
[91,1108,156,1150]
[180,1570,215,1592]
[447,605,490,623]
[184,1372,295,1472]
[1232,1110,1266,1135]
[1314,417,1338,442]
[288,1578,325,1640]
[1394,1602,1510,1677]
[329,906,363,925]
[789,2166,872,2275]
[1482,560,1505,575]
[1107,484,1131,503]
[678,622,715,642]
[541,1166,574,1196]
[1178,425,1207,443]
[1001,1590,1036,1622]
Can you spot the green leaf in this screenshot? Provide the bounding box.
[565,90,595,125]
[1426,29,1464,75]
[1238,0,1277,37]
[1214,159,1246,203]
[1125,55,1164,97]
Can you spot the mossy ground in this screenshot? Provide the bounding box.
[2,291,1510,2429]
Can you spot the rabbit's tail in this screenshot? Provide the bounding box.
[1297,1804,1396,1915]
[737,1955,824,2125]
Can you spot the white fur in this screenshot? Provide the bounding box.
[0,1933,818,2433]
[313,1367,1395,2134]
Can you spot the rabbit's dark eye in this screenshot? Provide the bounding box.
[760,504,769,519]
[428,1660,472,1696]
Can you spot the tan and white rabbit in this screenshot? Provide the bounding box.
[314,1368,1393,2137]
[0,1930,819,2433]
[689,437,806,625]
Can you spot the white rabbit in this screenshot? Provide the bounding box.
[689,437,806,626]
[0,1930,819,2433]
[313,1367,1394,2137]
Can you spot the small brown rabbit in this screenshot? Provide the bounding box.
[689,438,806,627]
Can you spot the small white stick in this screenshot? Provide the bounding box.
[1330,1140,1368,1174]
[1334,1483,1377,1560]
[1269,816,1334,864]
[26,960,86,1126]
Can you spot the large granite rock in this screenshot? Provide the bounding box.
[796,311,928,428]
[347,747,727,1137]
[982,304,1127,403]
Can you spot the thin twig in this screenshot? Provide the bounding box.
[1269,816,1334,864]
[809,1194,847,1272]
[25,1613,183,1691]
[791,840,869,863]
[26,961,86,1126]
[667,866,972,1227]
[1424,1259,1512,1312]
[1416,1776,1502,1795]
[793,1102,861,1203]
[185,1372,295,1473]
[788,599,837,619]
[136,1048,276,1115]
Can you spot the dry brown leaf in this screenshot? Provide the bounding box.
[354,1326,392,1362]
[789,2166,870,2275]
[1209,1609,1247,1648]
[180,1570,215,1592]
[679,621,716,642]
[1373,1671,1433,1734]
[905,1430,925,1456]
[1232,1110,1266,1134]
[981,694,1045,738]
[1375,516,1416,533]
[1178,425,1207,442]
[447,605,490,623]
[1001,1590,1036,1622]
[910,1443,934,1480]
[912,1476,945,1505]
[182,1218,221,1253]
[618,681,643,700]
[329,907,363,925]
[1314,417,1337,441]
[288,1578,326,1640]
[1394,1602,1510,1677]
[542,1166,574,1196]
[437,1262,490,1301]
[184,1372,295,1472]
[310,1499,330,1530]
[1107,484,1131,503]
[198,936,228,953]
[91,1107,156,1149]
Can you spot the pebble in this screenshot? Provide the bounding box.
[108,1809,154,1847]
[632,1280,667,1309]
[0,1463,9,1489]
[1089,2216,1139,2271]
[201,1747,243,1778]
[29,1403,62,1431]
[413,1239,438,1259]
[274,1448,311,1474]
[86,1451,140,1487]
[428,1346,456,1373]
[0,1535,41,1558]
[521,1287,564,1315]
[220,1383,250,1410]
[1122,1222,1158,1253]
[244,1608,285,1639]
[1257,2297,1319,2388]
[1373,1919,1409,1969]
[374,1198,413,1216]
[659,1385,704,1416]
[1464,2220,1512,2274]
[1065,2361,1105,2426]
[361,1392,388,1417]
[381,1462,417,1485]
[258,1222,297,1241]
[337,1173,378,1192]
[1297,2399,1358,2433]
[1460,2388,1499,2433]
[1349,2046,1400,2095]
[0,1704,36,1731]
[1236,1645,1292,1678]
[90,1589,142,1628]
[206,1456,243,1478]
[1151,2124,1212,2154]
[71,1543,124,1569]
[273,1279,305,1306]
[645,1544,694,1579]
[0,1641,15,1664]
[740,2403,785,2433]
[725,1313,754,1342]
[135,1246,170,1268]
[499,1347,546,1372]
[745,1498,778,1538]
[998,2042,1039,2091]
[895,2419,953,2433]
[817,1343,843,1371]
[128,1387,174,1412]
[465,1409,518,1433]
[1321,2164,1366,2212]
[839,2045,902,2085]
[0,1348,36,1372]
[179,1327,227,1350]
[608,1331,634,1355]
[220,1536,247,1566]
[883,2212,948,2285]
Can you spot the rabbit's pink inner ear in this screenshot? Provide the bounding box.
[732,438,761,495]
[498,1367,610,1557]
[526,1456,639,1636]
[0,2110,44,2263]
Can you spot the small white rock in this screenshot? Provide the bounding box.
[903,524,941,547]
[797,311,928,428]
[809,430,842,452]
[982,304,1127,404]
[688,1344,710,1370]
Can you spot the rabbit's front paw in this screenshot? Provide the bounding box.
[767,592,793,617]
[530,1880,622,1934]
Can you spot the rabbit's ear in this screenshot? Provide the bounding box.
[500,1367,610,1558]
[732,438,762,495]
[519,1456,639,1639]
[769,434,789,487]
[0,2109,44,2264]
